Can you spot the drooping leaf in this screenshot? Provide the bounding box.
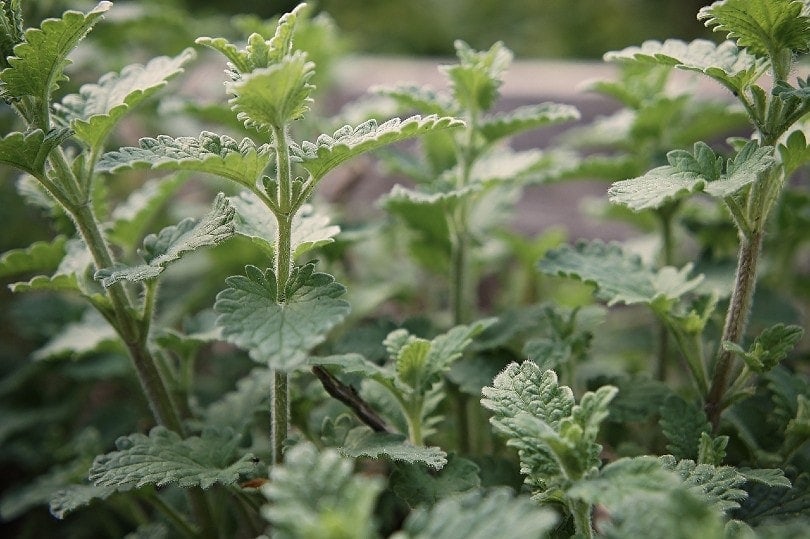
[107,176,185,248]
[0,128,72,179]
[0,235,67,278]
[226,51,315,131]
[9,238,95,295]
[95,193,235,287]
[338,426,447,469]
[215,262,350,371]
[291,115,464,182]
[89,426,259,490]
[659,455,748,513]
[698,0,810,57]
[722,323,804,373]
[49,484,117,519]
[0,1,110,101]
[262,442,384,539]
[228,190,339,256]
[538,240,703,308]
[390,455,481,507]
[659,394,711,460]
[442,40,512,113]
[55,49,195,148]
[395,488,557,539]
[478,103,580,143]
[97,132,272,188]
[32,309,119,360]
[605,38,767,93]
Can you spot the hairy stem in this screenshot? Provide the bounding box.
[705,230,763,428]
[570,499,594,539]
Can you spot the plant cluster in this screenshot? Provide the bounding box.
[0,1,808,538]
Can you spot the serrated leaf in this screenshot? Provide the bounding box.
[396,488,557,539]
[203,368,273,432]
[55,49,195,148]
[228,190,339,256]
[9,238,94,295]
[108,176,185,248]
[215,262,350,371]
[605,39,767,93]
[226,51,314,131]
[442,40,512,113]
[33,309,119,360]
[733,473,810,525]
[603,375,673,422]
[478,103,580,142]
[698,0,810,57]
[538,240,703,307]
[89,426,259,489]
[291,115,464,181]
[373,84,454,116]
[659,455,748,514]
[97,132,272,188]
[723,323,804,373]
[262,442,384,539]
[95,193,235,287]
[49,484,117,519]
[0,128,72,179]
[659,394,711,460]
[390,454,481,507]
[737,467,791,488]
[0,1,110,101]
[567,456,680,506]
[339,426,447,469]
[0,235,67,278]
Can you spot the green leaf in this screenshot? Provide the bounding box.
[262,442,384,539]
[203,368,274,432]
[9,238,95,295]
[390,455,481,507]
[737,467,791,488]
[778,129,810,175]
[95,193,235,287]
[226,51,314,131]
[659,394,711,460]
[567,456,680,506]
[55,49,195,149]
[0,235,67,278]
[215,262,350,371]
[0,1,110,101]
[698,0,810,57]
[608,141,774,211]
[49,484,117,519]
[734,472,809,525]
[373,84,454,116]
[605,39,767,93]
[89,426,259,489]
[698,432,729,466]
[603,375,673,422]
[97,132,272,188]
[478,103,580,143]
[32,309,119,360]
[659,455,748,514]
[538,240,703,307]
[338,426,447,469]
[396,488,557,539]
[722,323,804,373]
[0,128,72,179]
[108,176,185,248]
[228,190,339,257]
[443,40,512,113]
[291,115,464,182]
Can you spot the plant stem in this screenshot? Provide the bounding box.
[705,229,763,428]
[656,207,675,382]
[570,499,594,539]
[271,371,289,465]
[311,366,390,432]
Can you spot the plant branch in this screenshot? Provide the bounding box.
[311,366,390,432]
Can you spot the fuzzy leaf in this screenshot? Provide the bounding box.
[478,103,580,143]
[95,193,235,287]
[0,236,67,278]
[291,115,464,181]
[226,51,314,131]
[108,176,185,248]
[608,141,773,211]
[339,426,447,469]
[659,395,711,460]
[567,456,680,506]
[737,467,791,488]
[0,1,110,101]
[97,132,272,188]
[373,84,454,116]
[228,190,339,256]
[734,473,809,525]
[538,240,703,307]
[56,49,195,148]
[262,442,384,539]
[778,129,810,175]
[722,323,804,373]
[49,484,117,519]
[33,309,118,360]
[89,426,259,489]
[203,368,274,432]
[215,262,350,371]
[396,488,557,539]
[0,128,72,179]
[605,39,767,93]
[698,0,810,57]
[9,238,94,295]
[443,40,512,113]
[391,455,481,507]
[659,455,748,514]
